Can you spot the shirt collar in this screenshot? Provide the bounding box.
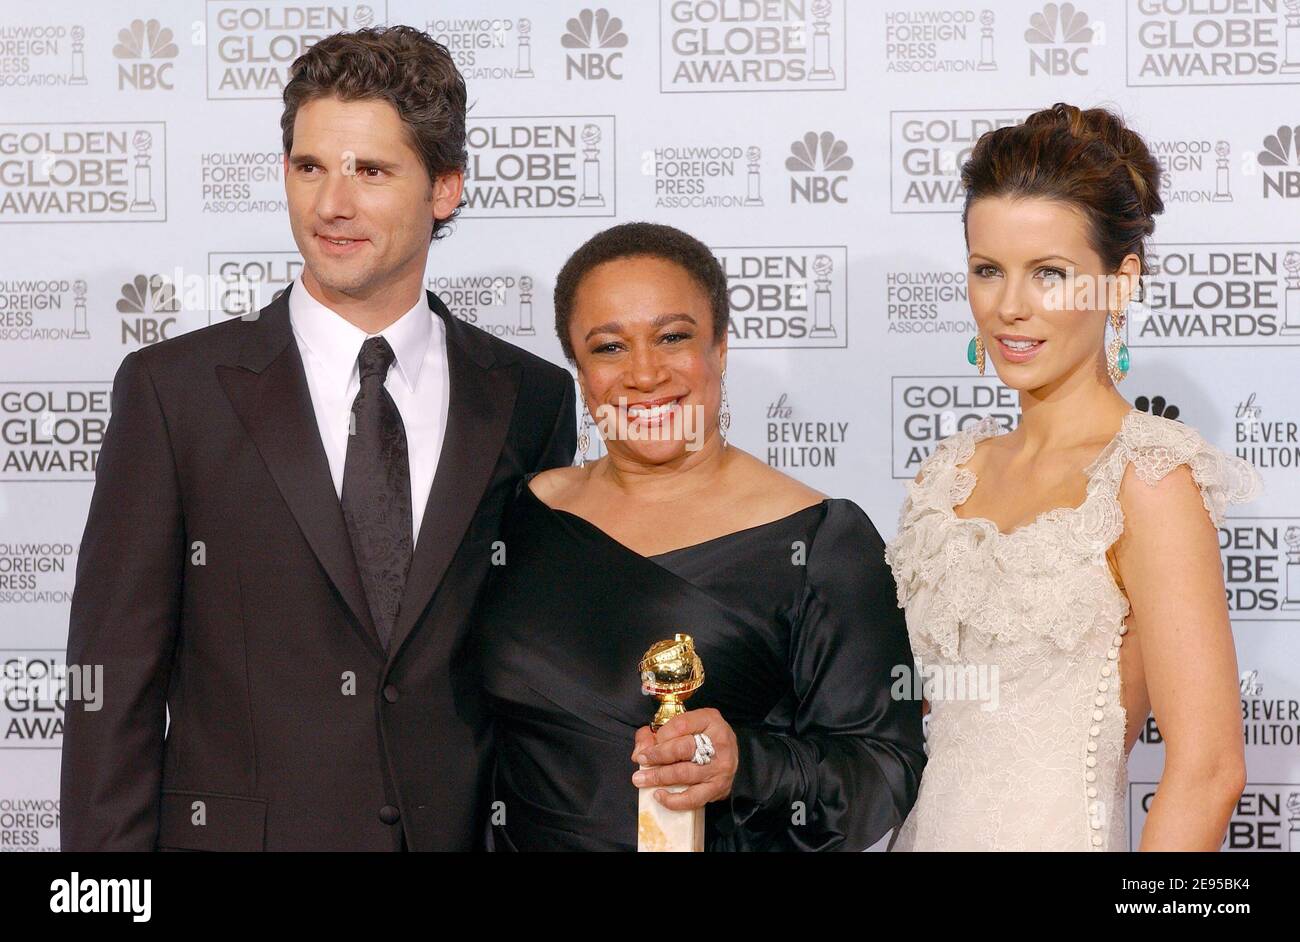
[288,276,434,393]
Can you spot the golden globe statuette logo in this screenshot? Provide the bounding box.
[1214,140,1234,202]
[517,18,535,78]
[808,0,835,80]
[1283,251,1300,335]
[637,633,705,852]
[1283,526,1300,610]
[578,123,606,207]
[70,25,88,85]
[518,274,535,336]
[1284,0,1300,74]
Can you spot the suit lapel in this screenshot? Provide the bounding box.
[215,283,385,658]
[386,291,520,661]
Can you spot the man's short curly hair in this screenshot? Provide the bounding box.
[553,222,730,361]
[281,25,467,242]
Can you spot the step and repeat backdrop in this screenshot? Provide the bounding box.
[1,1,1298,852]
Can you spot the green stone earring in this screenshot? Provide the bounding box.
[1107,308,1129,384]
[966,334,985,375]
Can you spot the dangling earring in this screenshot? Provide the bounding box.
[718,371,731,446]
[967,335,985,375]
[576,398,593,467]
[1106,308,1130,384]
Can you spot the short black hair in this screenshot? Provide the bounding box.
[553,222,729,361]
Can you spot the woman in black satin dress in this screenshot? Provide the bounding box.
[476,222,925,851]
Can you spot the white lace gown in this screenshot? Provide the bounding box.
[884,408,1263,851]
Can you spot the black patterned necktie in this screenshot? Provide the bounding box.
[341,336,412,652]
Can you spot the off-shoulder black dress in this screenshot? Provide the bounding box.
[475,475,925,851]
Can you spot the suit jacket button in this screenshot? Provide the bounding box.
[383,685,399,703]
[379,805,401,825]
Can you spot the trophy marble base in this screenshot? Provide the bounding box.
[637,783,704,852]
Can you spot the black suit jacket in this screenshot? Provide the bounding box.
[60,283,576,851]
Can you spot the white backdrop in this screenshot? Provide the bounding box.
[1,0,1298,852]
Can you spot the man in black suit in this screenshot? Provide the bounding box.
[60,26,575,851]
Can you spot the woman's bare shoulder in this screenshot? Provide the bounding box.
[527,464,587,506]
[726,448,828,516]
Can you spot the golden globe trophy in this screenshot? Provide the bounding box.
[637,633,705,852]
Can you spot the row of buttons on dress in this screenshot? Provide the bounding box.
[1086,622,1128,848]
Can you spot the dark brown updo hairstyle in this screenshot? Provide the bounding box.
[553,221,729,362]
[960,102,1164,283]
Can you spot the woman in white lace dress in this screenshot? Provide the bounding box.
[885,103,1263,851]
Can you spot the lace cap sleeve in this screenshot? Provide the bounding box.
[910,416,994,484]
[886,417,997,609]
[1115,412,1263,527]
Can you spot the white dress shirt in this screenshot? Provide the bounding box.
[288,276,450,548]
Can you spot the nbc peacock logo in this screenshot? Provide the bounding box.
[117,274,181,347]
[1025,2,1093,76]
[563,8,627,80]
[786,131,853,205]
[1258,123,1300,199]
[113,18,178,91]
